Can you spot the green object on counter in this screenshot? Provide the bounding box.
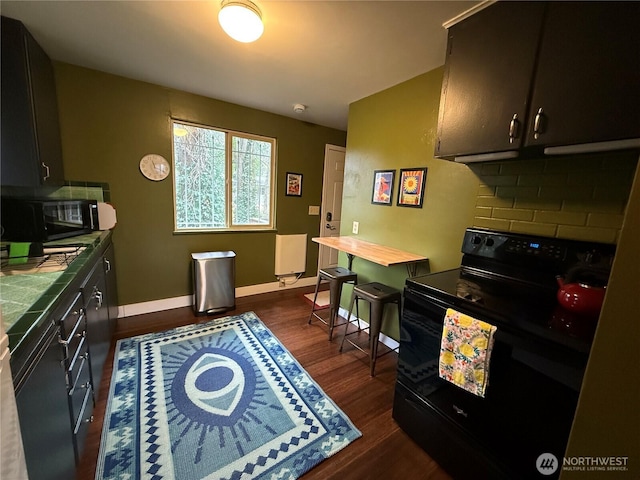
[8,242,31,264]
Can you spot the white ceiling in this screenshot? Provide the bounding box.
[0,1,479,131]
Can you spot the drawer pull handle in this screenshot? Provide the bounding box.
[453,404,468,418]
[58,331,82,344]
[61,330,85,346]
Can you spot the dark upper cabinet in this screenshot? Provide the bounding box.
[435,2,545,161]
[525,2,640,151]
[1,16,64,186]
[435,2,640,162]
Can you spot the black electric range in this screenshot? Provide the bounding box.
[393,228,615,479]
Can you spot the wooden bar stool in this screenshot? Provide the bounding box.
[308,266,358,340]
[339,282,401,376]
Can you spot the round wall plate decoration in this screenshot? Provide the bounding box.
[139,154,170,181]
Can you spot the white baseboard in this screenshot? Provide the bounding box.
[116,276,400,351]
[117,276,318,318]
[338,307,400,351]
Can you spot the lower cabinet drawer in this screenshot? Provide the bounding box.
[59,311,86,363]
[66,334,90,395]
[58,292,84,340]
[68,344,92,417]
[71,382,94,461]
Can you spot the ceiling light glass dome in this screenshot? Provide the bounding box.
[218,0,264,43]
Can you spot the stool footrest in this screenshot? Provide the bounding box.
[343,337,398,358]
[310,311,349,329]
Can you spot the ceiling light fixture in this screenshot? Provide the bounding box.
[218,0,264,43]
[293,104,306,113]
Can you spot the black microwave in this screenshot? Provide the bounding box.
[1,198,99,242]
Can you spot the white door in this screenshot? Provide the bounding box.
[318,144,346,270]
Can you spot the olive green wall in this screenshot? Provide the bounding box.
[340,67,480,338]
[53,63,346,305]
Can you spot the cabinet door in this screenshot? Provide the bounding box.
[25,28,65,184]
[0,16,64,187]
[104,243,119,332]
[526,2,640,149]
[15,325,76,480]
[0,16,40,186]
[435,2,545,160]
[84,261,110,390]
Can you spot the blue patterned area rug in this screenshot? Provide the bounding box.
[95,311,361,480]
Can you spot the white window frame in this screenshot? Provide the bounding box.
[172,120,277,232]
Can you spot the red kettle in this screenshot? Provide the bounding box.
[556,272,606,316]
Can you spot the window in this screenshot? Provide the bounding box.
[172,121,276,231]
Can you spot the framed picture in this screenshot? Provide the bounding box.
[371,169,395,205]
[397,168,427,208]
[285,172,303,196]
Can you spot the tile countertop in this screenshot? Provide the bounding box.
[0,231,110,354]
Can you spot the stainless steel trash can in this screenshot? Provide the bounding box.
[192,251,236,315]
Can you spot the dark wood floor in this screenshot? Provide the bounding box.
[77,286,451,480]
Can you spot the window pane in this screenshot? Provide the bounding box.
[173,122,274,231]
[173,124,226,229]
[231,136,272,226]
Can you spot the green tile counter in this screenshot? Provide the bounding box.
[4,228,117,479]
[0,231,111,357]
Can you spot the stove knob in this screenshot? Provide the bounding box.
[485,238,495,247]
[472,235,482,245]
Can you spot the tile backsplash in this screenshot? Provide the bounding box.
[46,183,107,202]
[469,151,639,243]
[1,181,109,202]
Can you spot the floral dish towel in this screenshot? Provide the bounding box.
[438,308,497,398]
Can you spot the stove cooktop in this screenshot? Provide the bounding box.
[407,228,615,349]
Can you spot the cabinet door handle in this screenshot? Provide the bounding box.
[104,258,111,273]
[94,289,103,309]
[42,162,50,181]
[508,114,519,144]
[533,108,545,139]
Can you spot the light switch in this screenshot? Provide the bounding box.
[352,221,359,234]
[308,205,320,215]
